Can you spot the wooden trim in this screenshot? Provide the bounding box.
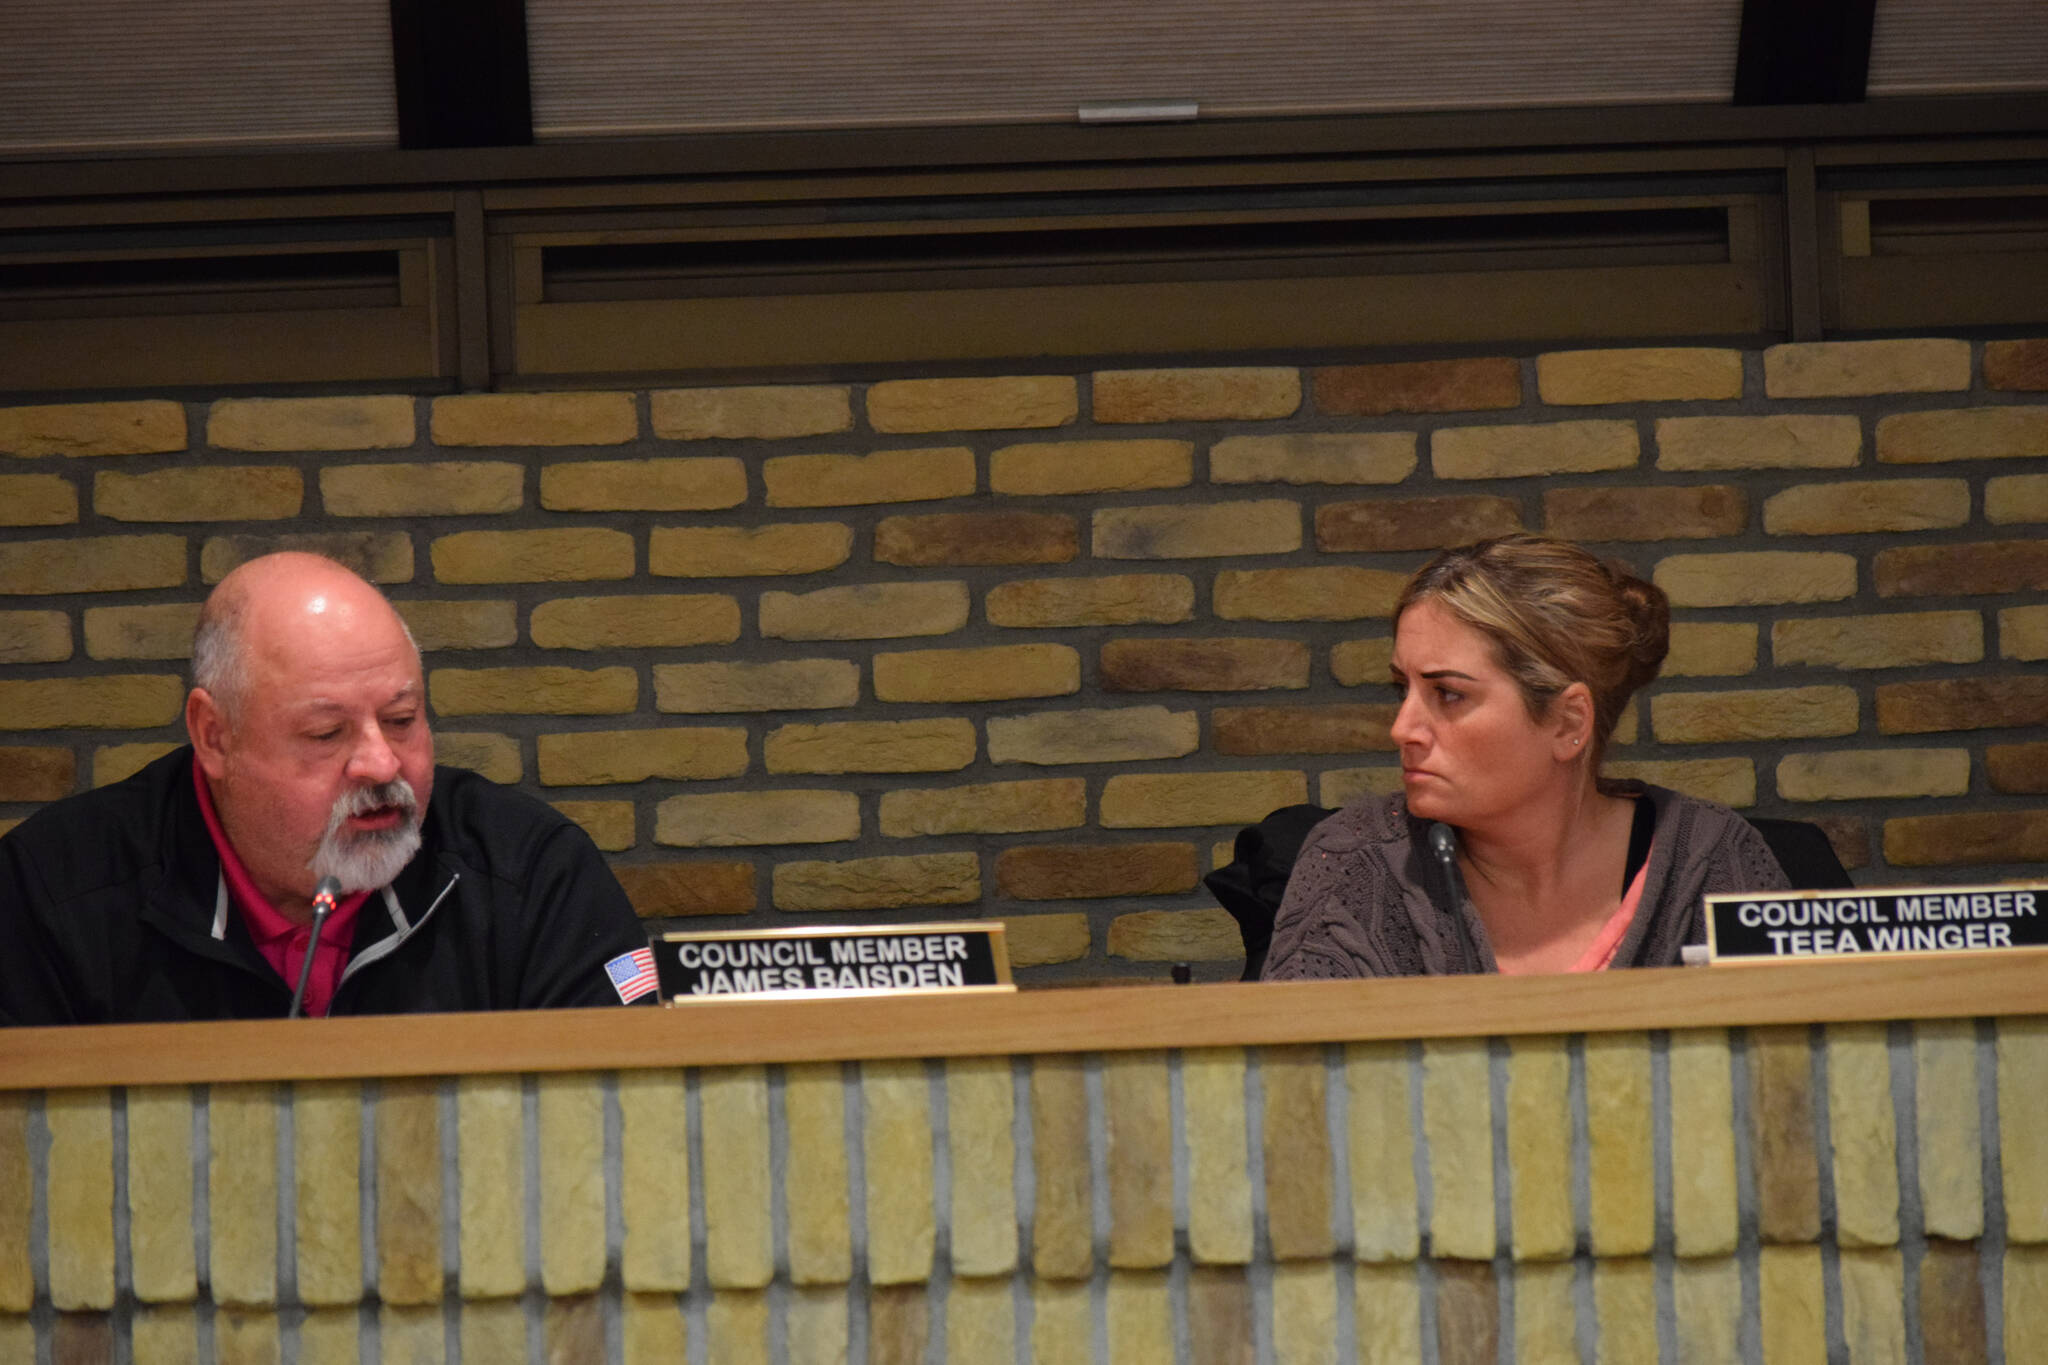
[4,954,2044,1092]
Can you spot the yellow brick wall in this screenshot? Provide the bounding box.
[2,338,2045,978]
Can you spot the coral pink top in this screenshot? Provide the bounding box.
[1572,855,1651,973]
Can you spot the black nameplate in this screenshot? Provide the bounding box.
[1705,883,2048,963]
[653,923,1013,1001]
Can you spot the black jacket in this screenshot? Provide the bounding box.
[0,748,652,1025]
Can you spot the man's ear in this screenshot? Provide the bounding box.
[1552,681,1595,760]
[186,688,231,779]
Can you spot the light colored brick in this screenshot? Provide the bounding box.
[1320,767,1403,807]
[1433,420,1637,479]
[430,391,635,446]
[1006,912,1091,966]
[649,522,852,578]
[763,447,975,507]
[1654,551,1856,606]
[651,385,851,440]
[935,1065,1018,1273]
[879,777,1085,837]
[699,1067,772,1289]
[538,1073,606,1295]
[1420,1038,1493,1259]
[1099,769,1307,828]
[127,1086,196,1305]
[208,1083,277,1307]
[375,1078,444,1304]
[986,705,1197,766]
[1329,637,1394,687]
[1674,1259,1743,1365]
[867,376,1077,432]
[1605,758,1756,807]
[946,1278,1014,1361]
[95,467,301,521]
[1669,1030,1739,1257]
[1988,473,2048,524]
[1213,566,1404,621]
[201,531,412,584]
[1586,1031,1655,1256]
[0,676,183,729]
[93,743,178,788]
[1665,622,1757,677]
[654,659,859,712]
[765,717,974,773]
[863,1059,936,1284]
[1653,686,1858,743]
[1827,1022,1899,1248]
[989,439,1191,495]
[1999,1017,2048,1243]
[1106,907,1243,960]
[772,852,980,910]
[393,598,518,652]
[781,1062,848,1285]
[1594,1259,1658,1365]
[1344,1041,1416,1262]
[2005,605,2048,661]
[1876,405,2048,463]
[1517,1261,1577,1364]
[529,593,739,649]
[1093,499,1301,558]
[1537,347,1743,403]
[80,603,199,660]
[0,473,76,525]
[46,1089,116,1310]
[537,727,748,785]
[430,665,636,716]
[1764,339,1971,397]
[550,800,634,851]
[760,580,967,640]
[436,732,522,783]
[1763,478,1970,534]
[786,1289,848,1362]
[321,461,523,517]
[0,400,185,457]
[0,534,185,596]
[455,1077,524,1298]
[1916,1019,1984,1239]
[0,610,72,663]
[984,573,1193,628]
[1270,1265,1339,1365]
[873,643,1079,702]
[654,790,857,846]
[1094,367,1300,422]
[430,528,633,583]
[708,1292,770,1362]
[1181,1048,1252,1264]
[0,1096,24,1312]
[207,395,414,451]
[1841,1250,1908,1365]
[1778,748,1970,801]
[1209,432,1416,485]
[1655,414,1862,470]
[1506,1036,1573,1260]
[1355,1263,1423,1365]
[1773,611,1983,670]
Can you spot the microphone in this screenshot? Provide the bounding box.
[287,876,343,1019]
[1427,823,1468,907]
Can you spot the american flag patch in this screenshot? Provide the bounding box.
[604,947,659,1004]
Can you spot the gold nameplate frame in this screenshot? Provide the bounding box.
[1704,882,2048,964]
[653,922,1014,1002]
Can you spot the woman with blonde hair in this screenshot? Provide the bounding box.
[1263,534,1787,979]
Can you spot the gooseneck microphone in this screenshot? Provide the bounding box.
[1427,823,1469,908]
[287,876,343,1019]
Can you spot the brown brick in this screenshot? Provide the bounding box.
[772,853,980,911]
[985,574,1193,628]
[0,401,185,458]
[649,523,852,578]
[435,732,522,783]
[539,458,745,512]
[651,385,851,440]
[1329,637,1393,687]
[81,604,200,660]
[1876,407,2048,464]
[1101,638,1310,692]
[764,718,976,774]
[874,512,1076,566]
[430,392,635,446]
[95,468,300,522]
[989,440,1190,495]
[0,535,185,597]
[1436,1261,1502,1365]
[1809,816,1870,870]
[1094,368,1299,423]
[0,474,77,526]
[873,644,1079,702]
[0,610,73,663]
[550,801,635,852]
[760,581,968,641]
[1875,541,2048,598]
[1604,758,1755,808]
[207,395,414,451]
[537,728,748,785]
[392,599,518,652]
[1212,705,1397,755]
[0,676,184,729]
[1099,770,1308,829]
[1988,474,2048,525]
[1884,811,2048,867]
[2004,606,2048,661]
[1005,914,1091,967]
[1312,358,1521,415]
[1093,501,1300,559]
[985,706,1198,766]
[763,448,975,508]
[1213,567,1406,622]
[0,746,75,801]
[614,861,756,916]
[878,778,1086,837]
[1665,623,1758,678]
[654,659,859,713]
[1876,677,2048,735]
[1778,749,1971,802]
[1105,908,1244,961]
[867,377,1077,433]
[1773,612,1983,670]
[1543,485,1745,542]
[997,843,1197,900]
[1764,340,1971,397]
[1652,687,1859,743]
[430,529,634,584]
[1316,495,1522,552]
[529,594,740,650]
[201,532,412,584]
[1655,552,1857,606]
[1766,479,1971,535]
[654,790,859,847]
[429,666,636,716]
[1435,420,1637,480]
[1986,340,2048,392]
[1655,415,1862,471]
[319,461,523,517]
[1537,348,1743,404]
[1988,742,2048,794]
[1918,1240,1989,1365]
[1210,433,1416,485]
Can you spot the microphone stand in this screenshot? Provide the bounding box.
[287,876,343,1019]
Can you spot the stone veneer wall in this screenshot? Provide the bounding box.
[5,1018,2048,1361]
[1,337,2045,981]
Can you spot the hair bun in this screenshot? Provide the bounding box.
[1615,574,1671,691]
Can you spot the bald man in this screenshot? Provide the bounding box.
[0,553,653,1025]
